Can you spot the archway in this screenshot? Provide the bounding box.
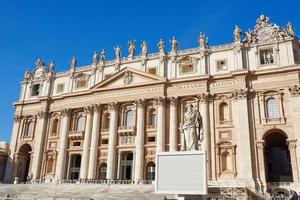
[264,131,293,182]
[16,144,32,182]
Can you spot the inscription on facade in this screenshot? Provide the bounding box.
[210,78,245,88]
[167,83,206,95]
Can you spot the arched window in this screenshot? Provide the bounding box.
[149,109,156,126]
[221,151,232,172]
[125,110,134,127]
[76,116,85,131]
[146,162,156,181]
[51,118,59,134]
[266,98,280,119]
[25,121,34,137]
[219,102,229,122]
[99,163,107,180]
[102,113,110,129]
[46,157,54,173]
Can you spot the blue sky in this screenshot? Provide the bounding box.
[0,0,299,142]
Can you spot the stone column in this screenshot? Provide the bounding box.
[134,99,145,181]
[198,93,211,177]
[55,109,71,180]
[31,111,49,180]
[80,105,93,179]
[256,141,266,193]
[287,139,299,182]
[106,102,119,180]
[155,97,165,153]
[231,89,253,181]
[169,97,178,152]
[87,105,101,179]
[4,115,22,182]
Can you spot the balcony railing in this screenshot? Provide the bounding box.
[263,117,286,124]
[146,125,157,131]
[68,131,85,139]
[118,126,136,133]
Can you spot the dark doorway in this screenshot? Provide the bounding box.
[16,144,32,182]
[264,132,293,182]
[68,154,81,180]
[120,152,133,180]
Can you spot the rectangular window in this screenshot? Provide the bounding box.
[216,60,227,70]
[56,83,65,93]
[101,139,109,145]
[180,64,195,74]
[260,49,274,65]
[148,68,157,75]
[147,136,156,143]
[76,79,87,89]
[31,84,40,96]
[73,141,81,147]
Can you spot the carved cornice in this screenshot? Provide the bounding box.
[135,98,145,108]
[37,111,49,119]
[289,85,300,96]
[61,108,72,117]
[154,96,166,105]
[14,115,23,122]
[169,97,178,106]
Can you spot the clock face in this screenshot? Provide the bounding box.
[35,68,43,78]
[257,27,273,42]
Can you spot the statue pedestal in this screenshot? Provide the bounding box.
[155,151,207,199]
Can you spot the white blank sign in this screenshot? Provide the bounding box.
[155,151,207,195]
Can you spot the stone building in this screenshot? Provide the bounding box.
[4,15,300,193]
[0,141,9,182]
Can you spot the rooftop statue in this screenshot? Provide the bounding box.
[198,32,208,49]
[141,41,148,57]
[128,40,136,59]
[170,36,178,53]
[234,25,242,43]
[114,46,121,60]
[93,51,99,65]
[35,58,45,67]
[287,21,295,36]
[100,49,106,63]
[49,61,55,71]
[180,104,203,151]
[157,39,165,54]
[70,56,77,69]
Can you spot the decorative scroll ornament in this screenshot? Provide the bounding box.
[244,15,292,45]
[84,105,94,113]
[169,97,178,106]
[154,96,165,105]
[135,98,145,107]
[61,108,72,117]
[289,85,300,95]
[38,111,49,119]
[123,70,133,84]
[14,115,22,122]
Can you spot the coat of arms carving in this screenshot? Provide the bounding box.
[123,70,133,84]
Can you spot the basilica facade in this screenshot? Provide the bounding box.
[4,15,300,193]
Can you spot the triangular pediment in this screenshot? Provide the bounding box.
[92,67,166,90]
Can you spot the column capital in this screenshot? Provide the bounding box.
[135,98,146,108]
[108,102,119,111]
[231,89,248,100]
[93,104,102,112]
[154,96,166,106]
[37,111,49,119]
[289,85,300,96]
[197,93,211,102]
[61,108,72,117]
[14,115,23,122]
[169,97,178,106]
[84,105,94,114]
[256,140,265,149]
[287,139,297,149]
